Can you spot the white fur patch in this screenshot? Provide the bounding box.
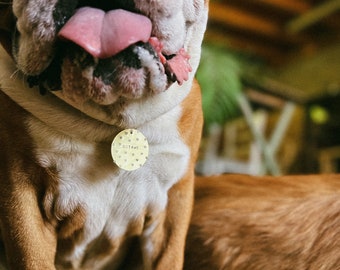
[133,46,167,94]
[27,103,189,267]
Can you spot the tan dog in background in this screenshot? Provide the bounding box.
[0,0,208,269]
[185,174,340,270]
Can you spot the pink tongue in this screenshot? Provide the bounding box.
[58,7,152,58]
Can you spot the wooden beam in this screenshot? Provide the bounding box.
[208,2,305,45]
[255,0,310,14]
[204,29,287,65]
[286,0,340,33]
[209,2,280,37]
[206,1,340,65]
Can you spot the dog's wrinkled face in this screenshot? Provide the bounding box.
[8,0,207,106]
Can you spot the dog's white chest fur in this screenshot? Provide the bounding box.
[27,105,189,268]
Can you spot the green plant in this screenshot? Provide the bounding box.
[197,44,243,132]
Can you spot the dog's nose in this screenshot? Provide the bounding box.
[58,7,152,59]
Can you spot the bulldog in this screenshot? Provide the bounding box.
[0,0,208,269]
[185,174,340,270]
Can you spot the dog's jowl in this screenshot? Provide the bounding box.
[0,0,208,269]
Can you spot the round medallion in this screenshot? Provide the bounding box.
[111,129,149,171]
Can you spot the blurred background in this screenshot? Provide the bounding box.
[196,0,340,176]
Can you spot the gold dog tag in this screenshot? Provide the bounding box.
[111,129,149,171]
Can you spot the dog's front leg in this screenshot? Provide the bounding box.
[0,163,56,270]
[0,172,57,269]
[140,82,203,270]
[0,92,57,269]
[146,173,193,270]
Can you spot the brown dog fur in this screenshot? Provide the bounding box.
[0,0,208,268]
[185,174,340,270]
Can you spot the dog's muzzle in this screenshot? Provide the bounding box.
[57,7,192,86]
[1,2,193,105]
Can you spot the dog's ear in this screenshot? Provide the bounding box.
[0,1,15,55]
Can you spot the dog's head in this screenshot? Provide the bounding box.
[0,0,208,126]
